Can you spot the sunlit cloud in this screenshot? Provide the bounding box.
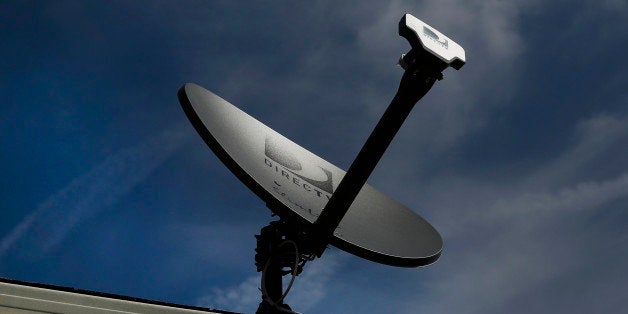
[197,251,346,313]
[401,113,628,314]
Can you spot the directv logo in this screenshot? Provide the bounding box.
[264,136,334,198]
[423,26,448,49]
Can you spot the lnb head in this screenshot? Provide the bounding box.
[398,14,466,73]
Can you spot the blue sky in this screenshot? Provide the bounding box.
[1,1,628,313]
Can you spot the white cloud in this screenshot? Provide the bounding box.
[197,275,261,314]
[345,0,542,187]
[393,111,628,313]
[525,113,628,188]
[411,172,628,314]
[160,3,628,313]
[197,251,346,313]
[175,1,537,165]
[285,251,346,310]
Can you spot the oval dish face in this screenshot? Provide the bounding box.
[178,83,442,267]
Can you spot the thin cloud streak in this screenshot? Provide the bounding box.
[0,126,190,259]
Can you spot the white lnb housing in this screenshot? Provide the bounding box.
[400,14,466,70]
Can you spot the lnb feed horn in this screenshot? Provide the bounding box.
[398,13,466,72]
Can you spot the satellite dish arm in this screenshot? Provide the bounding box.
[309,62,438,256]
[308,14,465,257]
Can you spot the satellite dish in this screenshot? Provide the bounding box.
[178,13,465,314]
[178,83,442,267]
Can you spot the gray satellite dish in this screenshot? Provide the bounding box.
[178,13,465,314]
[178,83,442,267]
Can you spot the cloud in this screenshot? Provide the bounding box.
[412,173,628,314]
[0,126,190,259]
[198,275,261,314]
[186,3,628,314]
[325,0,546,195]
[165,1,537,168]
[284,251,347,310]
[525,113,628,188]
[159,222,259,279]
[197,251,346,313]
[395,112,628,313]
[175,3,628,314]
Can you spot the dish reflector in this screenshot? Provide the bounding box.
[178,83,442,267]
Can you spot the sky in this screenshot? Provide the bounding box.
[1,1,627,313]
